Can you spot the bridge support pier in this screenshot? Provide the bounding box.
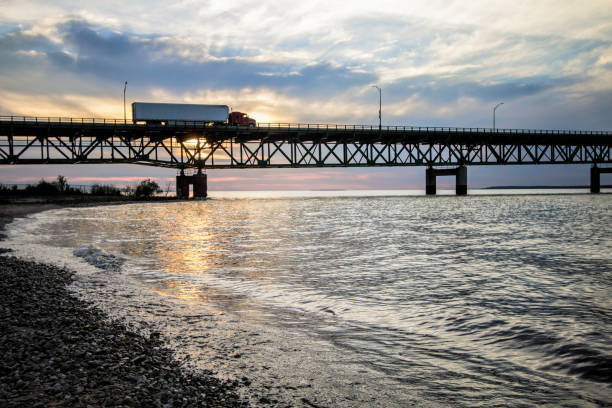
[425,168,437,195]
[456,166,467,195]
[591,165,612,193]
[176,170,207,199]
[425,166,468,195]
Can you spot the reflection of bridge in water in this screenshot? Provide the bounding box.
[1,116,611,197]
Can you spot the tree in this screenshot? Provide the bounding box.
[134,179,161,198]
[54,175,69,193]
[26,179,59,195]
[164,181,173,197]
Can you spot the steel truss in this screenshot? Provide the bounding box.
[1,117,610,169]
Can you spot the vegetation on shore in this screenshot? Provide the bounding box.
[0,176,164,199]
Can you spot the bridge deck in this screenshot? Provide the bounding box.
[2,117,610,143]
[1,117,610,169]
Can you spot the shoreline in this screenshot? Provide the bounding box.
[0,199,252,407]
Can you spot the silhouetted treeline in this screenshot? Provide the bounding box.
[0,175,121,197]
[0,176,161,199]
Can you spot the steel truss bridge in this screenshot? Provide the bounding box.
[1,116,610,170]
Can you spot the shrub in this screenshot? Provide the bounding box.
[133,179,161,198]
[25,180,60,195]
[90,184,122,196]
[0,184,18,196]
[19,175,83,196]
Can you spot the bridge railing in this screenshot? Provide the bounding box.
[0,116,134,125]
[255,123,612,135]
[1,116,611,135]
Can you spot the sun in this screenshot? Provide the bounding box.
[247,111,275,124]
[182,138,211,149]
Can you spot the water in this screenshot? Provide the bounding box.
[4,190,612,406]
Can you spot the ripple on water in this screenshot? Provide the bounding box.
[4,193,612,407]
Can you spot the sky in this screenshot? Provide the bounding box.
[1,0,611,190]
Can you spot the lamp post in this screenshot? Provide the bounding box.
[123,81,128,122]
[493,102,503,131]
[371,85,381,132]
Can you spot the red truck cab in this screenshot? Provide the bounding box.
[229,111,256,127]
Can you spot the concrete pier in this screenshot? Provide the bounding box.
[425,168,437,195]
[591,165,612,193]
[425,166,468,195]
[456,166,467,195]
[176,170,207,199]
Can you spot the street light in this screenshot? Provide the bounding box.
[123,81,128,122]
[371,85,381,132]
[493,102,504,131]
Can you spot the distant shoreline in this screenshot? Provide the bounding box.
[306,186,612,191]
[484,185,612,190]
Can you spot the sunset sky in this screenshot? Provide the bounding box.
[1,0,611,189]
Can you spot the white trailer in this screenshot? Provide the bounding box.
[132,102,229,124]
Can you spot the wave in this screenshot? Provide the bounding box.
[73,245,125,271]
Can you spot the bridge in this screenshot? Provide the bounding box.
[1,116,611,197]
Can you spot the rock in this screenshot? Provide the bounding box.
[0,256,251,407]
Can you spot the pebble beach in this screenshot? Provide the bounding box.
[0,202,250,407]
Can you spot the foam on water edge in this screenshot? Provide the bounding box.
[73,245,125,271]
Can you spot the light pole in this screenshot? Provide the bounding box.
[493,102,503,131]
[371,85,381,132]
[123,81,128,122]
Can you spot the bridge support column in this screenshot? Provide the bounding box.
[591,165,600,193]
[425,166,468,196]
[176,172,188,199]
[193,170,207,198]
[591,165,612,193]
[176,170,207,199]
[456,165,467,196]
[426,167,437,195]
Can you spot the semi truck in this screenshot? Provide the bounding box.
[132,102,256,126]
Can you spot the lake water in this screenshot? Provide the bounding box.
[5,190,612,407]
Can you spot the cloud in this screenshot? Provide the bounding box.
[0,30,53,52]
[0,3,611,130]
[59,20,134,56]
[1,1,611,190]
[0,20,376,101]
[383,74,582,105]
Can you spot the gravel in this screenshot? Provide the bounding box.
[0,205,251,407]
